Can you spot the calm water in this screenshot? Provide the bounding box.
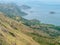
[21,1,60,26]
[1,0,60,26]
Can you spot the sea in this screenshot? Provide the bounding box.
[21,1,60,26]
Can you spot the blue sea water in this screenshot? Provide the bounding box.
[0,0,60,26]
[22,1,60,26]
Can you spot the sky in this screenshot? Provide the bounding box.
[0,0,60,4]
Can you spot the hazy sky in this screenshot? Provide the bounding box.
[0,0,60,4]
[39,0,60,4]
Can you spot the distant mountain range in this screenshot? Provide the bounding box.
[0,3,60,45]
[0,3,28,16]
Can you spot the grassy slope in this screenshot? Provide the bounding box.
[8,14,60,45]
[0,13,40,45]
[0,13,60,45]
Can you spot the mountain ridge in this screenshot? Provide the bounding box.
[0,3,27,16]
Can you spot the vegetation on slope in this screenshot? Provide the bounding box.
[0,13,40,45]
[5,12,60,45]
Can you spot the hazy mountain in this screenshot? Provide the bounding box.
[0,3,27,16]
[20,5,31,10]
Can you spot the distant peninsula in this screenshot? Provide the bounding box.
[20,5,31,10]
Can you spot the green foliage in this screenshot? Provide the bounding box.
[30,33,60,45]
[50,26,60,31]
